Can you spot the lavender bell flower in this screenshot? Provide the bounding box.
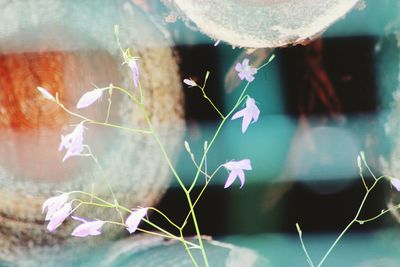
[71,216,105,237]
[42,193,69,220]
[223,159,252,189]
[59,123,85,161]
[76,89,103,109]
[235,58,257,82]
[46,202,72,232]
[231,97,260,133]
[125,208,148,234]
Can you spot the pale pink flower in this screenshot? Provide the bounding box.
[37,86,55,101]
[47,202,72,232]
[223,159,252,188]
[235,58,257,82]
[391,178,400,191]
[59,123,85,161]
[128,58,140,88]
[76,89,103,109]
[232,97,260,133]
[183,78,196,87]
[42,193,69,220]
[125,208,148,234]
[71,216,105,237]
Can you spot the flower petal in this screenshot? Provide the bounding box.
[76,89,103,109]
[224,170,238,189]
[241,113,253,133]
[128,59,140,88]
[391,178,400,192]
[43,193,69,220]
[126,208,148,234]
[47,203,72,232]
[242,58,249,68]
[232,109,245,120]
[238,159,252,170]
[237,169,246,188]
[71,218,105,237]
[235,62,243,72]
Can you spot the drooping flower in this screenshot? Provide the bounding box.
[125,208,148,234]
[183,78,197,87]
[391,178,400,191]
[46,202,72,232]
[231,97,260,133]
[76,89,103,109]
[71,216,105,237]
[42,193,69,220]
[223,159,252,189]
[37,86,55,101]
[59,122,85,161]
[235,58,257,82]
[128,58,140,88]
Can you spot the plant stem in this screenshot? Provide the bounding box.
[316,176,384,267]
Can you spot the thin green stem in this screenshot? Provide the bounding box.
[359,171,368,191]
[296,223,315,267]
[182,166,223,227]
[188,85,249,193]
[138,228,199,248]
[200,87,225,119]
[180,229,200,267]
[147,207,181,229]
[56,101,151,134]
[105,93,112,123]
[257,54,275,70]
[356,203,400,224]
[316,176,385,267]
[137,80,144,104]
[184,192,209,267]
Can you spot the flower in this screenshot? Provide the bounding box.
[128,58,140,88]
[76,89,103,109]
[37,86,55,101]
[223,159,252,188]
[71,216,105,237]
[42,193,69,220]
[46,202,72,232]
[235,58,257,82]
[125,208,148,234]
[183,78,196,87]
[391,178,400,191]
[231,97,260,133]
[59,123,85,161]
